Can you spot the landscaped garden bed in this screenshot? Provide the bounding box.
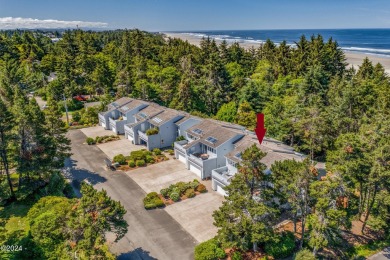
[85,135,120,145]
[113,148,169,171]
[143,179,207,209]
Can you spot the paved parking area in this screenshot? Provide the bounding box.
[98,139,144,159]
[81,126,119,139]
[125,159,224,242]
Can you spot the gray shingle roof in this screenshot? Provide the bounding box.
[118,99,148,113]
[186,119,245,148]
[149,108,185,126]
[108,97,133,109]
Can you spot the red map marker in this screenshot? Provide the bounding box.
[255,113,266,144]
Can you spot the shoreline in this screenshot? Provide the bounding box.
[164,32,390,73]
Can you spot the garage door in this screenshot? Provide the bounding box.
[178,153,186,164]
[217,184,228,196]
[127,134,133,142]
[101,122,106,129]
[189,163,202,177]
[112,127,116,134]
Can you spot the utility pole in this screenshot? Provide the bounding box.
[63,94,70,126]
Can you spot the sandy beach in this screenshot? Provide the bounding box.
[164,32,390,73]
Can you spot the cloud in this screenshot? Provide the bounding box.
[0,17,108,29]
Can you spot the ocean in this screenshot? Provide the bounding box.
[173,29,390,58]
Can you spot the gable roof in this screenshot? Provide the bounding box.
[118,99,148,113]
[108,97,133,109]
[225,135,306,168]
[186,119,244,148]
[149,108,185,126]
[135,104,164,121]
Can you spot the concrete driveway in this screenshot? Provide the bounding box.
[66,129,197,260]
[126,159,224,243]
[81,126,119,139]
[98,139,144,159]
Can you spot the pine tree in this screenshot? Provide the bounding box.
[0,99,15,199]
[213,145,277,251]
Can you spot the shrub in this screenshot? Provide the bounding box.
[95,136,103,143]
[113,154,127,165]
[231,251,243,260]
[293,249,315,260]
[128,160,135,167]
[153,148,162,155]
[143,192,164,209]
[136,160,146,167]
[189,180,200,190]
[86,137,95,145]
[130,150,146,161]
[160,188,169,197]
[194,238,226,260]
[176,135,185,141]
[146,128,159,136]
[196,183,207,193]
[146,155,155,163]
[168,184,177,193]
[185,188,195,198]
[166,149,174,155]
[169,191,180,202]
[176,182,189,194]
[72,111,81,122]
[265,231,296,259]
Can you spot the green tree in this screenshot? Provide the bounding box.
[235,101,256,130]
[213,145,277,251]
[215,101,237,123]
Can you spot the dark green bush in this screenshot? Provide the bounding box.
[146,128,159,136]
[86,137,95,145]
[72,111,81,122]
[96,136,103,143]
[196,183,207,193]
[146,155,155,163]
[176,135,185,141]
[136,160,146,167]
[185,188,195,198]
[194,238,226,260]
[160,188,169,197]
[153,148,162,155]
[265,231,296,259]
[169,191,180,202]
[128,160,135,167]
[113,154,126,165]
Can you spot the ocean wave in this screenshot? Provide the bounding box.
[342,46,390,54]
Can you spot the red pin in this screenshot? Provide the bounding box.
[255,113,266,144]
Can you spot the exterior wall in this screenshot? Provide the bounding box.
[215,134,243,169]
[124,104,148,124]
[177,118,202,137]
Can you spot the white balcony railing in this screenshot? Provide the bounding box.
[138,130,148,142]
[174,142,186,154]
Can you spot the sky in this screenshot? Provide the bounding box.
[0,0,389,31]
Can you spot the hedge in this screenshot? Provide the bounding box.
[153,148,162,155]
[130,150,146,161]
[196,183,207,193]
[169,191,180,202]
[86,137,95,145]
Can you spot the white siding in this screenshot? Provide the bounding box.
[216,184,228,196]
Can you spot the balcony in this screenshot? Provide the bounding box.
[188,152,217,167]
[138,130,148,142]
[174,140,188,154]
[212,166,235,186]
